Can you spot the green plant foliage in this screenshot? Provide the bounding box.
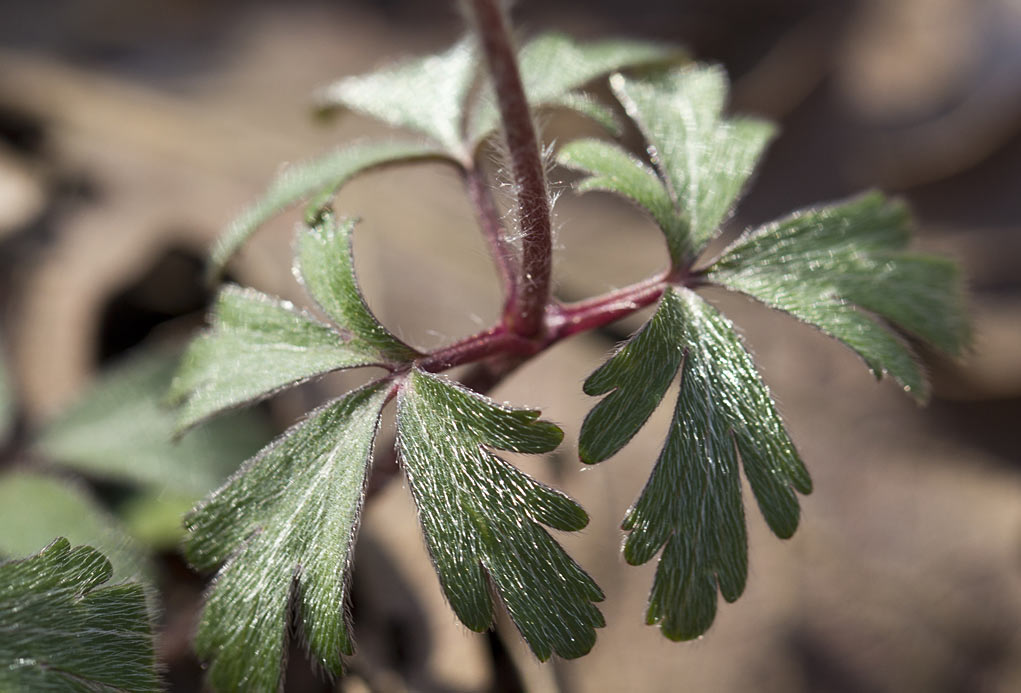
[707,192,970,401]
[169,286,376,431]
[586,288,810,639]
[0,472,151,582]
[560,65,774,265]
[185,383,389,692]
[175,214,419,433]
[558,138,680,250]
[318,33,682,160]
[397,369,604,660]
[318,38,479,157]
[0,539,159,692]
[209,139,444,277]
[295,213,420,362]
[37,351,266,497]
[566,63,968,641]
[467,33,684,146]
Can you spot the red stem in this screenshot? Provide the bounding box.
[468,0,552,339]
[548,274,669,341]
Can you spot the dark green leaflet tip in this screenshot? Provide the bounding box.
[582,288,809,641]
[169,284,379,432]
[296,213,420,363]
[0,539,159,693]
[707,191,970,403]
[184,383,389,692]
[397,369,602,661]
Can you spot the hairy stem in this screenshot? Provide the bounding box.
[464,166,518,312]
[468,0,552,338]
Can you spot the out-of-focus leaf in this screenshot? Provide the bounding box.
[707,192,970,401]
[581,66,776,265]
[118,490,198,549]
[397,369,603,660]
[0,539,158,692]
[209,139,445,278]
[316,38,478,158]
[558,138,681,252]
[35,351,266,496]
[580,288,810,640]
[169,286,380,432]
[469,33,684,145]
[296,213,420,362]
[0,344,11,443]
[0,472,150,582]
[185,383,388,692]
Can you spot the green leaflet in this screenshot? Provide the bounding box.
[558,138,682,257]
[707,192,970,402]
[295,213,420,362]
[397,369,604,660]
[581,288,810,640]
[37,350,267,498]
[0,539,159,692]
[169,286,379,432]
[209,139,445,278]
[0,472,151,582]
[562,66,775,266]
[317,38,479,158]
[468,33,684,146]
[318,31,681,156]
[185,383,389,692]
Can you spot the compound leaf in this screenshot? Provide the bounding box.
[397,369,603,660]
[209,139,445,278]
[185,383,389,692]
[581,288,810,640]
[599,66,775,264]
[296,213,420,362]
[0,472,150,582]
[707,192,970,401]
[169,285,380,432]
[469,33,684,146]
[37,350,267,498]
[0,539,158,692]
[317,38,478,158]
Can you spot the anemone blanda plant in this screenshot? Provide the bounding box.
[169,0,969,689]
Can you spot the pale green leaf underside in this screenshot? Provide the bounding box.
[546,91,623,135]
[0,539,158,692]
[397,369,603,660]
[317,38,478,157]
[296,213,420,362]
[582,288,810,640]
[0,472,150,582]
[185,383,388,692]
[209,139,444,278]
[558,138,683,258]
[469,33,684,146]
[36,351,267,497]
[170,285,379,432]
[708,192,970,402]
[610,66,776,263]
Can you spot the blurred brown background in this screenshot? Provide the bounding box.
[1,0,1019,691]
